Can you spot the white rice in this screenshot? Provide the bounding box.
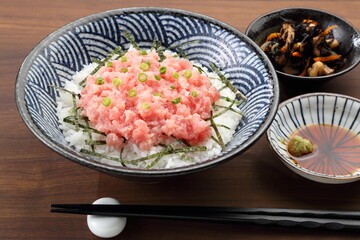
[56,49,242,169]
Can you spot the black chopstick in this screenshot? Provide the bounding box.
[51,204,360,230]
[51,204,360,219]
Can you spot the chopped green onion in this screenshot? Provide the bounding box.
[141,102,151,110]
[106,62,113,67]
[191,90,198,97]
[128,89,137,97]
[120,56,127,62]
[138,73,148,82]
[154,74,161,80]
[139,62,150,71]
[172,72,179,79]
[95,77,105,85]
[170,85,176,89]
[154,92,163,97]
[102,97,112,107]
[139,50,147,55]
[182,70,192,79]
[171,97,181,104]
[121,67,128,73]
[159,66,167,74]
[112,78,122,86]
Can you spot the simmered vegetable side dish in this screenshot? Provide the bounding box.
[260,19,344,77]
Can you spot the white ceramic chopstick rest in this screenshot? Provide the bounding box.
[87,197,127,238]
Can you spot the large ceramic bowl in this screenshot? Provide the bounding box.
[16,7,279,179]
[245,7,360,81]
[267,93,360,184]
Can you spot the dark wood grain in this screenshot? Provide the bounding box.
[1,0,359,239]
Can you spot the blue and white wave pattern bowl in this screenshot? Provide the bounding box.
[267,93,360,184]
[16,7,279,179]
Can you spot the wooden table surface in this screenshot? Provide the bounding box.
[1,0,360,239]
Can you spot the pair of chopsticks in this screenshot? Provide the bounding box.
[51,204,360,230]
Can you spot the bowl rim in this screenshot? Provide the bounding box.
[266,92,360,181]
[16,7,279,177]
[245,7,360,81]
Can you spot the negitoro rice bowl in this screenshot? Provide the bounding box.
[16,8,279,178]
[56,41,244,169]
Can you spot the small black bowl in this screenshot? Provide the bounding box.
[245,7,360,81]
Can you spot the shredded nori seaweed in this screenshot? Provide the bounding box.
[209,63,248,101]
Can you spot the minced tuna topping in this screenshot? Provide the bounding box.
[78,49,220,150]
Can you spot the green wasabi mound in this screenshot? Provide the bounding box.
[287,135,314,157]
